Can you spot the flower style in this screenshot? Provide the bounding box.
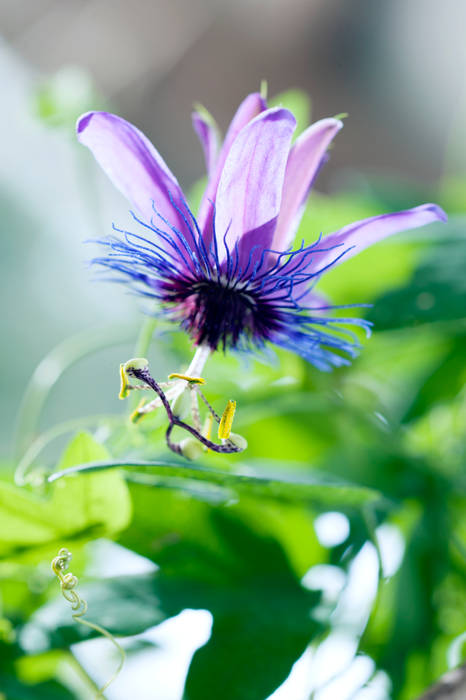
[77,92,446,370]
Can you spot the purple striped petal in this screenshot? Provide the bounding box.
[192,108,219,177]
[310,204,448,275]
[214,108,296,266]
[197,92,267,244]
[272,118,343,250]
[77,112,192,244]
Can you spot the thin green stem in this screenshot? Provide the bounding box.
[133,316,158,359]
[14,324,136,460]
[15,414,123,486]
[65,652,103,698]
[130,317,159,410]
[72,616,125,698]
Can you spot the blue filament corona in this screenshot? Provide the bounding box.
[91,198,371,370]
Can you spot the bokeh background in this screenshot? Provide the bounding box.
[1,1,466,699]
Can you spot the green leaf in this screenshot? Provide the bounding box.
[120,484,326,581]
[402,335,466,423]
[0,674,75,700]
[368,221,466,330]
[0,433,131,555]
[183,511,320,700]
[56,431,109,471]
[48,458,383,511]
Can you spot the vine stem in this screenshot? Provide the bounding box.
[134,317,158,358]
[14,414,122,486]
[13,324,137,460]
[130,317,159,409]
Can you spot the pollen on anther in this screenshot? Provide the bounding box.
[119,364,130,400]
[218,400,236,440]
[168,373,206,384]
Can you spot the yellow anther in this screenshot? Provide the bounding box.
[168,373,205,385]
[120,358,149,399]
[218,400,236,440]
[119,363,130,400]
[203,413,213,441]
[130,398,148,423]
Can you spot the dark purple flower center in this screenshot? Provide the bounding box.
[161,277,283,351]
[92,212,374,369]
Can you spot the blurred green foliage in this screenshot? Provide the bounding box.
[33,67,105,134]
[1,86,465,699]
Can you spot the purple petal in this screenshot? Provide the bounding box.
[272,118,343,250]
[77,112,192,243]
[310,204,448,275]
[192,108,219,177]
[295,289,331,309]
[214,107,296,266]
[197,92,267,243]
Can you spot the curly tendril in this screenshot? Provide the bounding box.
[51,548,125,698]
